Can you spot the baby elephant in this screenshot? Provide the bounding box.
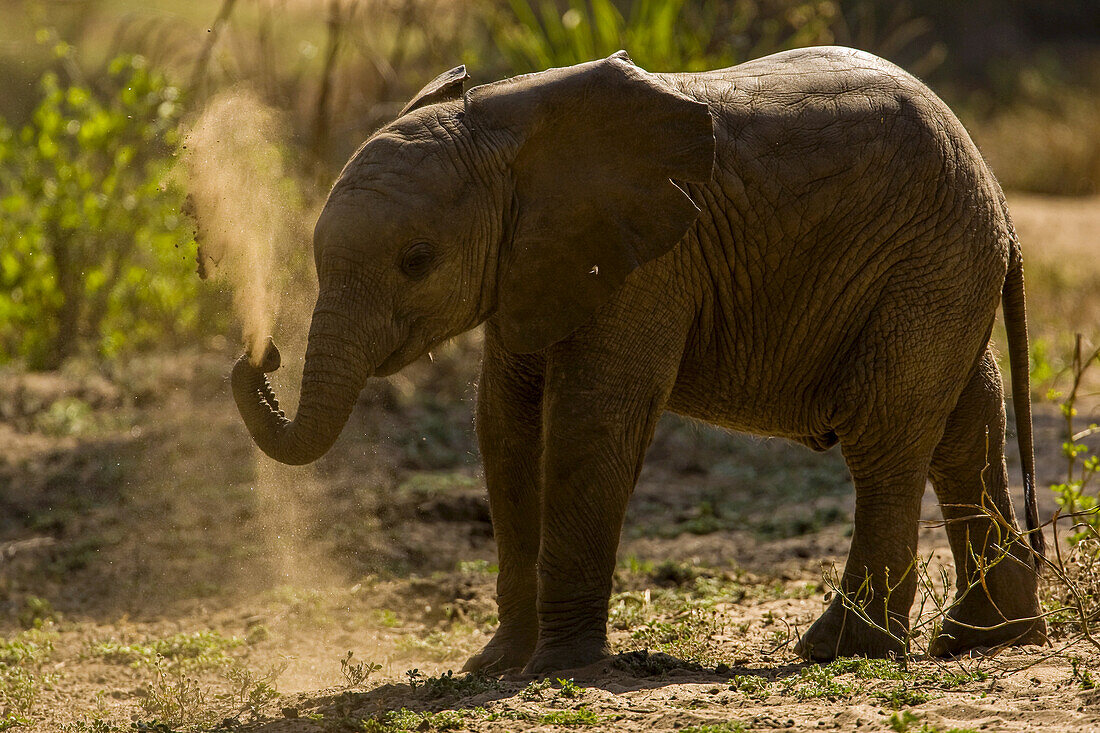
[232,46,1047,672]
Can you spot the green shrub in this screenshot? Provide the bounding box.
[0,42,214,368]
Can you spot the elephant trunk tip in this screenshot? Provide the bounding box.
[249,337,281,372]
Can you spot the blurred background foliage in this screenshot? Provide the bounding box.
[0,0,1097,368]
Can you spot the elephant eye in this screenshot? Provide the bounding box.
[399,241,436,280]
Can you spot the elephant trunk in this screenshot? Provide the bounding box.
[231,304,373,466]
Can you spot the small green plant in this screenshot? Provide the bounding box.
[341,651,383,688]
[0,627,57,719]
[17,596,58,629]
[889,712,922,733]
[1071,656,1096,689]
[556,677,582,698]
[220,660,284,716]
[729,674,770,699]
[539,706,601,726]
[371,609,401,628]
[520,677,553,700]
[1048,336,1100,542]
[0,666,40,721]
[139,661,215,728]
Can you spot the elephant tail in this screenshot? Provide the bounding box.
[1002,234,1045,570]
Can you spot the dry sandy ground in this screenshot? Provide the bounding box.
[0,194,1098,732]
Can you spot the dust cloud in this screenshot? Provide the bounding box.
[180,88,336,590]
[181,88,293,364]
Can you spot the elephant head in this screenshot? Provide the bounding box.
[231,51,716,465]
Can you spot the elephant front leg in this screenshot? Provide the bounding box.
[523,365,670,674]
[462,332,545,674]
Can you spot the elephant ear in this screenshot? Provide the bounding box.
[399,65,470,117]
[464,51,715,353]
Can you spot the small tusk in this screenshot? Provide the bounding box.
[589,265,599,275]
[427,352,434,363]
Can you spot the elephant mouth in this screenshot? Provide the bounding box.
[373,337,429,377]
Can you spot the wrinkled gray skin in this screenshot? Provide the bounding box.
[232,47,1047,673]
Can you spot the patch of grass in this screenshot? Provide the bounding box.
[419,670,501,699]
[130,722,177,732]
[630,606,726,666]
[824,657,908,680]
[87,630,244,669]
[270,586,331,627]
[456,559,498,574]
[397,471,479,496]
[539,706,601,726]
[876,683,931,708]
[729,674,770,699]
[395,627,477,662]
[0,627,57,719]
[621,555,655,575]
[777,657,979,707]
[931,669,988,688]
[360,708,468,732]
[0,667,41,722]
[478,708,536,723]
[138,658,284,728]
[887,710,978,733]
[682,723,748,733]
[608,591,649,630]
[60,721,127,733]
[520,677,553,700]
[0,627,55,666]
[781,664,855,700]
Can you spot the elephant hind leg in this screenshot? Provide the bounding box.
[927,348,1046,656]
[795,431,931,661]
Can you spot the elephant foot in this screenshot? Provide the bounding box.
[522,638,610,675]
[930,555,1046,656]
[929,592,1046,657]
[462,626,537,675]
[795,599,906,662]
